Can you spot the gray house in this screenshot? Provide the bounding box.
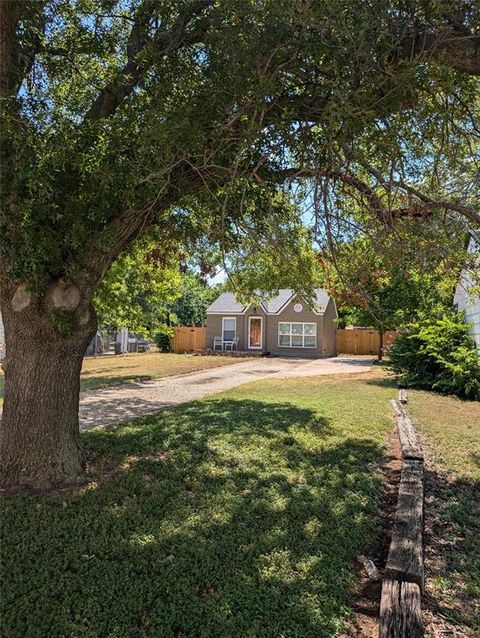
[453,231,480,350]
[206,289,338,357]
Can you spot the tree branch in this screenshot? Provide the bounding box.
[406,31,480,77]
[0,1,46,98]
[84,0,212,122]
[352,156,480,227]
[259,163,480,227]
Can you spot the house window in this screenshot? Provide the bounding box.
[222,317,236,342]
[278,322,316,348]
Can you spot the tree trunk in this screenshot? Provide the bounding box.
[0,282,97,489]
[378,326,384,361]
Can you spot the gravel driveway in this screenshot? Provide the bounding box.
[79,356,373,430]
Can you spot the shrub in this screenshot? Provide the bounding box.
[388,309,480,400]
[155,330,172,352]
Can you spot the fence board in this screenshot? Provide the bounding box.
[170,327,206,353]
[336,329,397,355]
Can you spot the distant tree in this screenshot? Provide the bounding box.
[169,274,221,327]
[94,230,182,336]
[321,227,465,358]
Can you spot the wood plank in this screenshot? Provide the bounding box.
[379,579,423,638]
[384,459,424,589]
[336,328,398,354]
[391,400,423,461]
[170,327,206,353]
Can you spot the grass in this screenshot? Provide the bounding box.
[0,371,396,638]
[1,369,478,636]
[0,353,243,404]
[408,390,480,480]
[407,389,480,635]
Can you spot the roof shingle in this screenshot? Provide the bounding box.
[207,289,331,315]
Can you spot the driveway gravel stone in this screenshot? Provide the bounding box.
[79,356,374,430]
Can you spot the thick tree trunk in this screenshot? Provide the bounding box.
[0,281,97,489]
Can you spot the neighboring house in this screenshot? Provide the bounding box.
[206,288,338,357]
[454,231,480,350]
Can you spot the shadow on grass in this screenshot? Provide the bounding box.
[1,399,385,638]
[364,375,397,390]
[423,465,480,634]
[80,374,154,393]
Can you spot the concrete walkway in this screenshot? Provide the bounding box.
[79,356,374,431]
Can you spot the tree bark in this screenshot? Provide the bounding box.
[0,282,97,489]
[378,326,384,361]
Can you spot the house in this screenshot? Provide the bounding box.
[453,231,480,350]
[206,288,338,357]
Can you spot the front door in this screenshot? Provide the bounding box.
[248,316,263,349]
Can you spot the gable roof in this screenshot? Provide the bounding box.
[206,292,247,314]
[207,288,332,315]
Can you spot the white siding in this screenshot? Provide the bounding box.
[454,236,480,350]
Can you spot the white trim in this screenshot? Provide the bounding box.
[331,297,339,319]
[248,316,263,349]
[265,295,325,315]
[277,321,317,348]
[208,308,248,315]
[269,291,297,315]
[206,290,332,316]
[222,316,237,341]
[207,306,326,316]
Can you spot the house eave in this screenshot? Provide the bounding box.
[207,308,326,316]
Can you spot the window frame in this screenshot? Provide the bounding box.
[222,316,237,342]
[278,321,317,348]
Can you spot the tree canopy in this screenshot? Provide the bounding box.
[2,0,479,296]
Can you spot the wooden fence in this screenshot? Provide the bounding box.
[170,327,206,353]
[336,328,397,355]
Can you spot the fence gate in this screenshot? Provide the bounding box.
[336,329,397,355]
[170,327,206,353]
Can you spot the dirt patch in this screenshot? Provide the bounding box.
[341,425,403,638]
[243,369,281,375]
[187,376,223,385]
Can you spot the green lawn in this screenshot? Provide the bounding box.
[1,371,478,637]
[0,353,243,404]
[0,372,395,638]
[408,390,480,635]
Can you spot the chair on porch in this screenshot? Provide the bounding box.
[213,336,223,350]
[224,336,239,351]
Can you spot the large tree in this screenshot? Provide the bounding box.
[1,0,479,488]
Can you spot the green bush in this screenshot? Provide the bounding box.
[155,330,172,352]
[388,309,480,400]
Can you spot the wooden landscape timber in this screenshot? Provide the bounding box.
[391,400,423,461]
[384,459,424,589]
[379,580,423,638]
[379,390,425,637]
